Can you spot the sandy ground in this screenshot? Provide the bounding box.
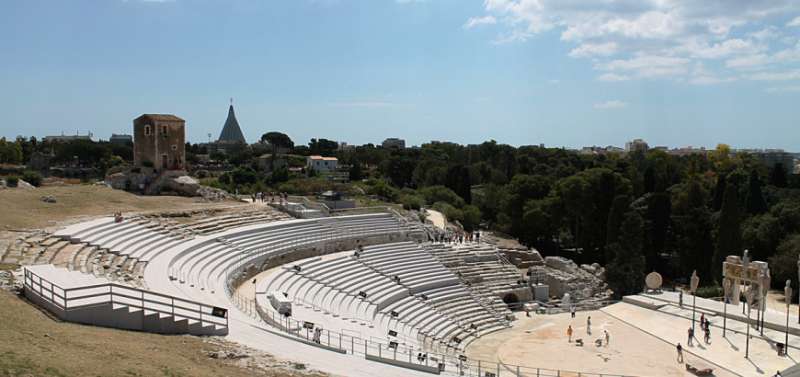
[0,184,242,230]
[467,309,738,377]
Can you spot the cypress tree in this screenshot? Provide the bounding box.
[713,182,743,280]
[746,170,767,215]
[712,173,727,211]
[606,211,646,298]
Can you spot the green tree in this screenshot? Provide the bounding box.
[712,174,727,211]
[742,213,782,262]
[768,234,800,291]
[445,165,472,204]
[713,181,743,280]
[605,195,631,261]
[606,211,646,298]
[746,170,767,215]
[308,138,338,156]
[645,192,672,270]
[348,160,363,181]
[770,163,788,188]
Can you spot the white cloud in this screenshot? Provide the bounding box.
[748,70,800,81]
[749,26,780,40]
[568,42,618,58]
[598,55,691,79]
[597,73,631,82]
[470,1,800,84]
[682,38,765,59]
[726,54,771,69]
[766,85,800,93]
[594,100,628,110]
[463,16,497,29]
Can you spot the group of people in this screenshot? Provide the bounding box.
[250,191,289,204]
[565,314,609,347]
[686,314,712,346]
[434,231,480,244]
[677,314,713,364]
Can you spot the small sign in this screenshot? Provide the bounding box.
[303,321,315,329]
[388,341,398,349]
[390,310,399,317]
[388,330,397,337]
[211,307,227,318]
[458,355,468,362]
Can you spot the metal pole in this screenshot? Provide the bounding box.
[787,303,791,357]
[745,304,751,358]
[723,299,727,337]
[692,294,697,332]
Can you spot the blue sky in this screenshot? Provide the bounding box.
[1,0,799,150]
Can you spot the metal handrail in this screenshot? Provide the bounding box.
[23,268,228,330]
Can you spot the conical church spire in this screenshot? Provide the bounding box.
[217,101,246,144]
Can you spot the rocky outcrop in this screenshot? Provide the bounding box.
[529,256,609,301]
[106,170,234,201]
[500,246,544,268]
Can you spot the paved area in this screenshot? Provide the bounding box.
[603,302,797,376]
[467,308,738,377]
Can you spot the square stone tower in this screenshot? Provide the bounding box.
[133,114,186,171]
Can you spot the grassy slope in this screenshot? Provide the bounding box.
[0,289,325,377]
[0,185,237,230]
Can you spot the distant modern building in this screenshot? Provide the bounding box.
[307,155,338,172]
[382,138,406,150]
[133,114,186,171]
[736,149,795,174]
[109,134,133,145]
[625,139,649,153]
[579,145,625,155]
[43,133,93,143]
[338,142,354,151]
[668,146,709,157]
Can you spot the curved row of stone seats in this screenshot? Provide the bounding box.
[0,230,147,288]
[167,214,409,293]
[256,264,423,351]
[264,242,501,353]
[272,255,406,324]
[354,243,509,347]
[427,243,520,318]
[54,216,190,262]
[356,242,459,293]
[174,211,291,235]
[262,256,451,350]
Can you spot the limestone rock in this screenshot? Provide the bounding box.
[530,257,609,302]
[16,180,35,189]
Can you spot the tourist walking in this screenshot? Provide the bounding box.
[676,343,684,363]
[604,330,610,346]
[567,325,573,342]
[571,306,576,318]
[704,327,711,344]
[587,316,592,334]
[679,289,684,308]
[687,327,694,346]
